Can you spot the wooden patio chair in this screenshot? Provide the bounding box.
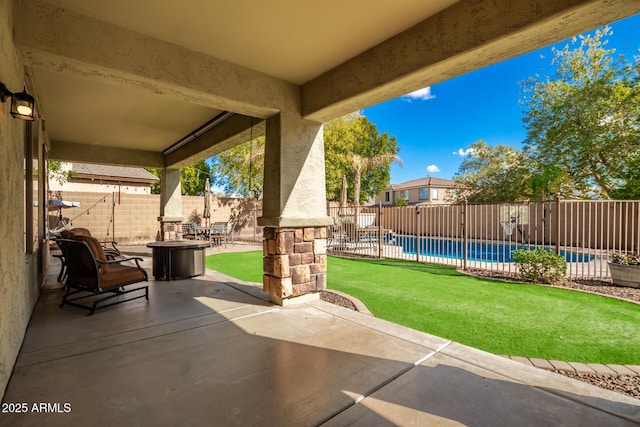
[59,236,149,315]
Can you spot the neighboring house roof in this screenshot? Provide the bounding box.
[388,177,456,190]
[71,163,159,184]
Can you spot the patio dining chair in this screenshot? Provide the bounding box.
[208,221,228,246]
[59,236,149,315]
[180,222,198,240]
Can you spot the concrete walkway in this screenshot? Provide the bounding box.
[53,243,640,376]
[2,244,638,426]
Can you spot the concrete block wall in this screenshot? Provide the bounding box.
[50,191,262,244]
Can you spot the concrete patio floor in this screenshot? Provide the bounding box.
[2,252,639,426]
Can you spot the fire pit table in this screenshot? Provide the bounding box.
[147,240,210,280]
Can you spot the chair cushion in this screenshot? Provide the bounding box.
[71,235,109,273]
[100,264,147,289]
[61,228,92,238]
[71,228,92,236]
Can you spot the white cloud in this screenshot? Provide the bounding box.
[402,87,436,102]
[453,147,476,157]
[426,164,440,173]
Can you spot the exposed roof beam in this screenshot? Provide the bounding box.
[49,141,164,168]
[14,0,296,120]
[302,0,640,122]
[165,114,265,168]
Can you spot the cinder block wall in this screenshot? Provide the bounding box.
[49,191,262,244]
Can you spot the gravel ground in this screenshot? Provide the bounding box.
[320,274,640,400]
[557,371,640,399]
[320,291,357,311]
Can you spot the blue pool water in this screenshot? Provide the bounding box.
[391,235,592,263]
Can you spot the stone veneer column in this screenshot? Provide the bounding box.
[157,167,183,240]
[263,226,327,305]
[258,111,332,303]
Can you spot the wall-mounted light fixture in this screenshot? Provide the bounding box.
[0,82,35,121]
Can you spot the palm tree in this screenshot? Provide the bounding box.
[351,152,402,224]
[351,153,403,207]
[241,136,265,199]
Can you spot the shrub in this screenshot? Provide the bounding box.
[395,197,408,207]
[511,248,567,284]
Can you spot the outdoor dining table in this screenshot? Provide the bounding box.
[147,240,210,280]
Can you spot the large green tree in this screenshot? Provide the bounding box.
[453,140,532,203]
[210,113,400,202]
[210,136,264,198]
[610,156,640,199]
[147,160,211,196]
[522,26,640,199]
[47,161,75,186]
[324,112,400,204]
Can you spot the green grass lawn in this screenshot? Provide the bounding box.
[206,251,640,364]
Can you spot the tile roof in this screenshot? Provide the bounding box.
[72,163,159,182]
[389,176,456,190]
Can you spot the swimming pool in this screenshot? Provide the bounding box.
[391,235,593,263]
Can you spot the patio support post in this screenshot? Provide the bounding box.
[158,167,183,240]
[258,111,332,305]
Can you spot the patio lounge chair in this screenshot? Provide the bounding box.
[60,227,120,257]
[59,236,149,315]
[54,228,120,283]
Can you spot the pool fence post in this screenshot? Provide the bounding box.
[463,200,468,270]
[378,201,382,258]
[555,195,561,256]
[415,206,420,263]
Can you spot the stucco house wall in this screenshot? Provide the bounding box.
[0,0,43,397]
[374,177,456,206]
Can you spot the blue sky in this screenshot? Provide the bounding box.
[362,13,640,184]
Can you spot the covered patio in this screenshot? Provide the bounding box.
[2,0,640,423]
[2,254,639,425]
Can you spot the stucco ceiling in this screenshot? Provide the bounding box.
[21,0,459,162]
[20,0,461,161]
[15,0,639,167]
[44,0,459,85]
[33,68,222,151]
